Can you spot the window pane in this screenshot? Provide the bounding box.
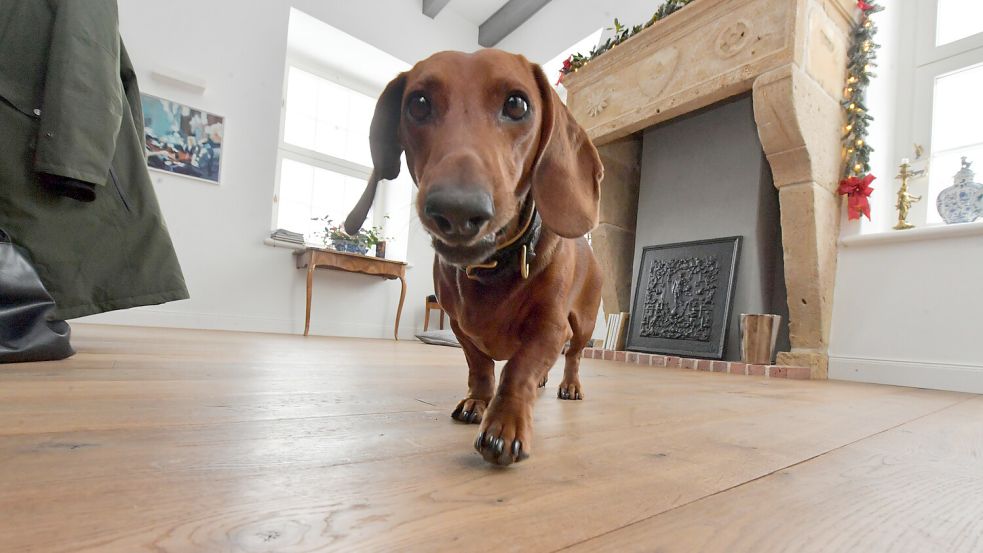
[928,63,983,224]
[344,132,372,167]
[282,66,374,168]
[276,158,371,241]
[283,67,318,150]
[276,159,314,234]
[927,145,983,224]
[310,167,345,219]
[283,112,316,149]
[314,120,347,159]
[285,67,318,117]
[931,63,983,153]
[936,0,983,46]
[316,83,350,128]
[277,159,312,206]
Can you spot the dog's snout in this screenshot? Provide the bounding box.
[424,187,494,241]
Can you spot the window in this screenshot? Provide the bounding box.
[283,67,375,168]
[935,0,983,46]
[276,66,375,238]
[273,9,411,257]
[926,62,983,222]
[911,0,983,224]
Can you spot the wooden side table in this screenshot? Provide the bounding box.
[295,248,408,340]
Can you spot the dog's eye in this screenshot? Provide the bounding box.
[502,94,529,121]
[407,94,431,122]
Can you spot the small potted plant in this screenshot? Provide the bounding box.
[312,217,368,255]
[312,215,390,256]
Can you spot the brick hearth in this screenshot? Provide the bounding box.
[581,348,812,380]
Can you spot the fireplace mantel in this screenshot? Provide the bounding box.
[564,0,857,377]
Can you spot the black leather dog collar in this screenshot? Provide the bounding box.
[464,201,542,283]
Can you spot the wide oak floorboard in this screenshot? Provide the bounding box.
[0,325,975,552]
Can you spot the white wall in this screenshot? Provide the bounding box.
[829,5,983,394]
[829,225,983,393]
[80,1,480,338]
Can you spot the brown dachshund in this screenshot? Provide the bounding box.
[345,49,603,466]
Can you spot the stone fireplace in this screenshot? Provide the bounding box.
[564,0,856,378]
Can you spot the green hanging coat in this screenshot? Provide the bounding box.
[0,0,188,320]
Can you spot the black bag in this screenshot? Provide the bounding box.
[0,229,74,363]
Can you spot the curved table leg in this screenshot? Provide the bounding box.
[304,262,315,336]
[394,272,407,340]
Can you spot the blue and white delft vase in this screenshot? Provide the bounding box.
[936,157,982,224]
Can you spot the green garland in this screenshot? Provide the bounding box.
[837,0,884,221]
[558,0,696,79]
[841,1,883,179]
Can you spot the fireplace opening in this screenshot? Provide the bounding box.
[626,94,790,361]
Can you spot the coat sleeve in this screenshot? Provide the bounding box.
[33,0,124,187]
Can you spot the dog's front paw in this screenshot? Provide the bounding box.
[557,378,584,400]
[473,396,532,466]
[451,397,488,424]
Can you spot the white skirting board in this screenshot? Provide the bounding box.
[75,308,412,340]
[829,356,983,394]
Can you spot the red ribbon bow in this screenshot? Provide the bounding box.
[857,0,875,12]
[838,173,876,220]
[556,57,573,85]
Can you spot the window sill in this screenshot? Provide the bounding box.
[840,220,983,248]
[263,238,414,268]
[263,237,309,251]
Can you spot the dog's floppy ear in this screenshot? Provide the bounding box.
[529,63,604,238]
[344,73,407,235]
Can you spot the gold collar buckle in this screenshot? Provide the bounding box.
[520,245,529,279]
[465,260,498,280]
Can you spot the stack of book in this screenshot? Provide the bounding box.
[602,312,630,351]
[270,228,306,245]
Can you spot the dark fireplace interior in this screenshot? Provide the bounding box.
[630,94,790,361]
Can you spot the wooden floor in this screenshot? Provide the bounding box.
[1,325,981,553]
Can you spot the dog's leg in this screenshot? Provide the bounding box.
[539,327,571,390]
[449,321,495,425]
[558,312,592,400]
[474,317,565,465]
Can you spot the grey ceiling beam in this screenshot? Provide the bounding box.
[423,0,452,19]
[479,0,552,47]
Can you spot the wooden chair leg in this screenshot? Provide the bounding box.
[424,304,431,331]
[439,309,445,330]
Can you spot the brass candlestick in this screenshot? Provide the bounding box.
[894,159,924,230]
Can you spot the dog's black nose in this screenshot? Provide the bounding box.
[424,187,494,241]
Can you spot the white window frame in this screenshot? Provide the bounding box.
[907,0,983,225]
[270,56,380,236]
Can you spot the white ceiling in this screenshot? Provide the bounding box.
[445,0,509,27]
[287,8,410,94]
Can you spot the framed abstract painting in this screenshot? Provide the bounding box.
[141,94,224,184]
